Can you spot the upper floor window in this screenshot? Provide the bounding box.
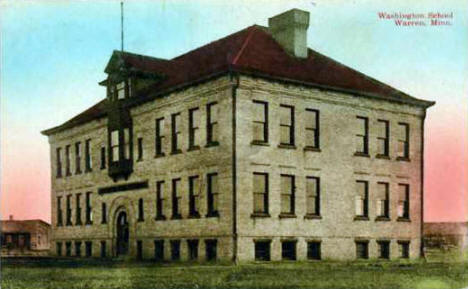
[76,193,82,225]
[155,181,166,220]
[306,177,320,217]
[138,198,144,222]
[376,182,389,219]
[65,145,71,176]
[397,123,410,159]
[189,108,200,150]
[155,118,165,156]
[398,184,410,220]
[279,105,294,146]
[252,101,268,144]
[56,147,62,178]
[123,128,130,160]
[305,109,319,149]
[188,176,200,217]
[206,102,219,146]
[253,173,269,215]
[116,81,125,100]
[85,139,92,172]
[280,174,295,216]
[57,196,63,226]
[66,194,72,226]
[111,130,119,162]
[100,147,106,169]
[101,202,107,224]
[355,181,369,219]
[85,192,92,224]
[206,173,219,217]
[75,142,82,174]
[355,116,369,155]
[137,137,143,161]
[171,113,182,154]
[171,178,182,219]
[376,120,389,157]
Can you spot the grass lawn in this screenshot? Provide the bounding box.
[2,259,468,289]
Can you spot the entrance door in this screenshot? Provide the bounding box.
[116,211,129,256]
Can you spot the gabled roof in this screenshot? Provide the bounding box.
[42,25,434,136]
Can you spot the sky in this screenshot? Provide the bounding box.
[1,0,467,223]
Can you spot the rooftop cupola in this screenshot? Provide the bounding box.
[268,9,310,58]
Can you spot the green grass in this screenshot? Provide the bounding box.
[2,259,468,289]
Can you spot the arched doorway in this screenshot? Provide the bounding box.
[116,211,129,256]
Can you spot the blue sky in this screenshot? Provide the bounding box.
[1,0,467,222]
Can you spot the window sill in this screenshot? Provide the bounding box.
[170,150,182,155]
[376,155,390,160]
[278,144,296,150]
[206,212,219,218]
[154,153,165,159]
[188,213,201,219]
[397,217,411,222]
[375,217,391,222]
[251,141,270,146]
[187,146,200,152]
[85,221,93,225]
[251,212,271,218]
[396,157,411,162]
[304,214,322,220]
[171,215,182,220]
[279,213,297,219]
[205,141,219,148]
[154,216,166,221]
[354,152,370,158]
[304,146,321,152]
[353,216,369,221]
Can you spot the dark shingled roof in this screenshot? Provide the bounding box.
[42,25,434,135]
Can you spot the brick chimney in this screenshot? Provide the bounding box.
[268,9,310,58]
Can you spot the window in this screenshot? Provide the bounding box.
[189,108,200,150]
[377,120,389,157]
[155,118,165,156]
[355,241,369,259]
[205,239,217,261]
[76,193,82,225]
[170,240,181,261]
[137,240,143,260]
[66,242,72,257]
[155,181,166,220]
[254,240,271,261]
[137,137,143,161]
[378,240,390,259]
[355,116,369,155]
[207,173,219,217]
[100,147,106,169]
[398,184,410,220]
[306,177,320,217]
[376,182,389,219]
[101,203,107,224]
[85,192,92,224]
[85,139,92,172]
[116,81,125,99]
[307,241,321,260]
[305,109,319,149]
[75,241,82,257]
[66,195,72,226]
[253,173,269,215]
[189,176,200,217]
[171,113,182,154]
[355,181,369,219]
[279,105,294,146]
[57,197,63,226]
[56,242,62,256]
[85,241,92,257]
[172,178,181,219]
[154,240,164,261]
[397,123,410,159]
[65,145,71,176]
[123,128,130,160]
[138,198,144,222]
[281,241,297,260]
[56,147,62,178]
[252,101,268,143]
[188,239,199,260]
[100,241,106,258]
[111,130,119,162]
[206,102,219,146]
[280,175,295,216]
[398,241,410,258]
[75,142,82,174]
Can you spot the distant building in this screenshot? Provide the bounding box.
[42,9,434,261]
[424,222,468,249]
[1,216,50,256]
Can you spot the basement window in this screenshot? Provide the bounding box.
[378,240,390,259]
[154,240,164,261]
[355,241,369,259]
[254,240,271,261]
[188,239,199,261]
[398,241,410,258]
[307,241,321,260]
[85,241,92,257]
[171,240,181,261]
[205,239,217,261]
[75,241,82,257]
[281,240,297,260]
